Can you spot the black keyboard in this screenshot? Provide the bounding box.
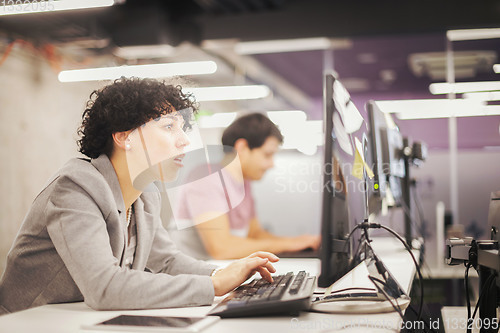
[208,271,316,318]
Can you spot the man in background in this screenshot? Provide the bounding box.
[169,113,320,259]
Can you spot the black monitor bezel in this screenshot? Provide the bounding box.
[318,73,354,288]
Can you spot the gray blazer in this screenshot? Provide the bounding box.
[0,155,217,315]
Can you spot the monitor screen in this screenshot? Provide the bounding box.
[366,100,405,211]
[318,73,372,288]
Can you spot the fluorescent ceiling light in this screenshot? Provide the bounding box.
[58,61,217,82]
[198,112,237,128]
[0,0,115,16]
[267,110,307,127]
[235,37,351,55]
[463,91,500,101]
[429,81,500,95]
[266,111,323,155]
[494,64,500,73]
[183,85,270,102]
[447,28,500,41]
[374,99,492,119]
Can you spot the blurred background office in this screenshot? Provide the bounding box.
[1,0,500,290]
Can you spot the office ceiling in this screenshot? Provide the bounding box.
[1,0,500,149]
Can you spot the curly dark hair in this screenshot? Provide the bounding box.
[77,77,198,159]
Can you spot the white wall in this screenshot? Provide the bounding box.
[252,151,323,236]
[412,150,500,267]
[0,48,101,273]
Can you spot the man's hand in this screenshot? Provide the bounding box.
[286,235,321,252]
[211,251,279,296]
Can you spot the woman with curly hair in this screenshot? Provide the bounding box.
[0,77,278,315]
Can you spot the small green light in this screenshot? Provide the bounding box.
[374,184,379,190]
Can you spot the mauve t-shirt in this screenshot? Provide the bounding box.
[175,166,255,237]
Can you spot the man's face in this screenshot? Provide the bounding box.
[240,136,280,180]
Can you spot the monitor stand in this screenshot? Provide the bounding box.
[311,239,410,314]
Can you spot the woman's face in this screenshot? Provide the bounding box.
[126,111,190,186]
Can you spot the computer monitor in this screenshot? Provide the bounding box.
[318,73,371,288]
[366,100,405,212]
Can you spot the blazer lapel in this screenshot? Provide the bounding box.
[132,197,154,270]
[90,155,128,262]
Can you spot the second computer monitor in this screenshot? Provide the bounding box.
[366,100,405,211]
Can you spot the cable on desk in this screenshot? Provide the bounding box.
[368,276,404,319]
[370,275,439,333]
[343,222,424,322]
[371,223,424,323]
[330,287,377,294]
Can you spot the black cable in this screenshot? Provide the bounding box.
[370,275,439,333]
[329,287,377,294]
[388,190,431,279]
[312,287,378,303]
[342,223,363,254]
[409,186,430,271]
[471,274,496,323]
[346,222,380,267]
[368,275,405,320]
[400,197,432,278]
[342,221,424,322]
[399,197,426,243]
[375,224,424,323]
[341,222,369,266]
[409,182,438,280]
[465,263,473,333]
[411,185,426,233]
[419,250,434,281]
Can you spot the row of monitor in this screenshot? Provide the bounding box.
[318,73,409,288]
[316,72,499,317]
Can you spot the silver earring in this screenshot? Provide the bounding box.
[126,144,131,150]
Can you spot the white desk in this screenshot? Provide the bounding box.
[0,237,418,333]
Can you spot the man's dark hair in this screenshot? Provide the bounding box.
[77,77,197,159]
[221,113,283,151]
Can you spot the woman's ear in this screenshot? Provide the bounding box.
[112,131,131,151]
[233,138,249,154]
